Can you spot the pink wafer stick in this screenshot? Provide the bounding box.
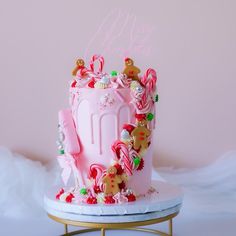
[90,55,104,74]
[58,109,80,154]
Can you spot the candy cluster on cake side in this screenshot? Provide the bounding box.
[56,55,158,204]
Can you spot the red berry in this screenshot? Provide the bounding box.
[86,196,97,204]
[127,193,136,202]
[104,196,116,204]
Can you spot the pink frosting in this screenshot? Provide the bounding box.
[69,87,154,195]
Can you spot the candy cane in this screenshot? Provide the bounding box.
[111,141,133,176]
[90,55,104,74]
[88,164,106,186]
[129,149,141,169]
[141,68,157,96]
[131,86,153,114]
[76,67,98,78]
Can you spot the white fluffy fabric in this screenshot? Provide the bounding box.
[157,151,236,215]
[0,147,59,218]
[0,147,235,218]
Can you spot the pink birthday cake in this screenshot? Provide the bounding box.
[56,55,158,204]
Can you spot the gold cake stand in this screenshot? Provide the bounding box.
[48,211,178,236]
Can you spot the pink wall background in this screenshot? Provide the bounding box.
[0,0,236,167]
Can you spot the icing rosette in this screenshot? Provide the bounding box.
[94,82,108,89]
[113,192,128,204]
[120,129,132,144]
[94,76,110,89]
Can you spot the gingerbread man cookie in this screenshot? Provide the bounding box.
[131,115,151,152]
[122,58,141,81]
[72,59,85,76]
[102,166,122,195]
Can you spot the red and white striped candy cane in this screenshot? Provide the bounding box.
[88,164,106,186]
[131,88,153,114]
[112,141,133,176]
[129,149,141,169]
[77,67,98,78]
[141,68,157,96]
[90,55,104,74]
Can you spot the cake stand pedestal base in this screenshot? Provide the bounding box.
[45,181,183,235]
[48,211,177,236]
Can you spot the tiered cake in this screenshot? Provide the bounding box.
[56,55,158,204]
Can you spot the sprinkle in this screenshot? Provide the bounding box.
[146,113,154,121]
[80,188,87,195]
[133,157,141,167]
[155,94,159,102]
[59,149,64,155]
[111,70,118,77]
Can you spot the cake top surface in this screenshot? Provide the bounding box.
[70,55,157,92]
